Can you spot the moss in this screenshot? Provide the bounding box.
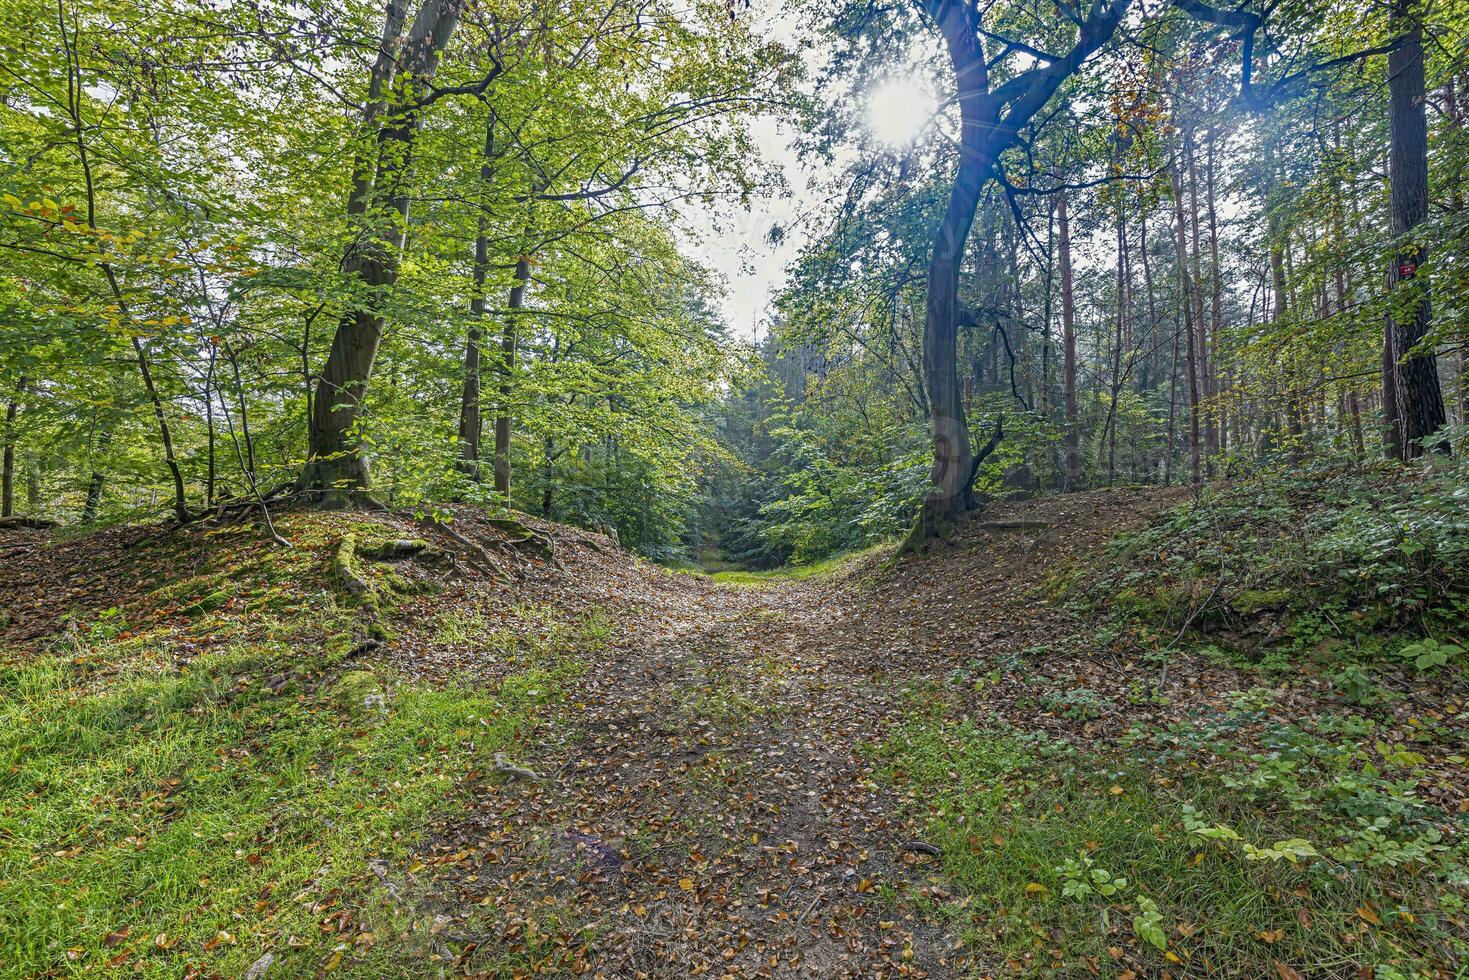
[1229,588,1292,615]
[332,669,386,720]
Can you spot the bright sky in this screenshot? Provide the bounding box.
[684,11,942,343]
[686,110,810,343]
[681,7,816,344]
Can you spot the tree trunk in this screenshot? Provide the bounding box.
[301,0,466,503]
[82,374,123,522]
[492,255,531,498]
[1185,129,1216,474]
[541,434,555,516]
[1168,139,1202,484]
[458,115,495,481]
[909,4,990,542]
[1104,204,1128,486]
[1384,0,1448,458]
[1059,191,1082,489]
[903,0,1127,543]
[2,377,24,518]
[1204,125,1226,458]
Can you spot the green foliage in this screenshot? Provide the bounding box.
[1090,463,1469,687]
[881,692,1467,976]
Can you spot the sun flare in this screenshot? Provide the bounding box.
[867,78,935,146]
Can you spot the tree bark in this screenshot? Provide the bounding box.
[1168,138,1202,484]
[492,254,531,498]
[458,115,495,481]
[2,377,24,518]
[910,0,991,543]
[1059,191,1082,489]
[301,0,467,504]
[1184,128,1216,474]
[1383,0,1448,458]
[1204,125,1225,458]
[905,0,1130,545]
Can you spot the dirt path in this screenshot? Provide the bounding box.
[415,488,1187,978]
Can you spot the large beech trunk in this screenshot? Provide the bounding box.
[1383,0,1447,458]
[902,0,1128,546]
[909,0,990,544]
[301,0,465,504]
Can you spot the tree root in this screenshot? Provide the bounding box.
[483,515,557,561]
[402,512,513,579]
[332,533,374,599]
[358,538,428,561]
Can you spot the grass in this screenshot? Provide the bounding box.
[706,539,891,585]
[878,690,1467,976]
[0,519,611,977]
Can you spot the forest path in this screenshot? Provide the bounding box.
[419,488,1187,978]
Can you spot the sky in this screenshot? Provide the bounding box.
[682,9,941,344]
[681,7,819,345]
[687,110,811,343]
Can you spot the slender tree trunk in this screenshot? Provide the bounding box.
[458,115,495,481]
[1168,139,1202,484]
[1204,125,1226,458]
[202,343,217,503]
[1041,200,1055,410]
[59,4,189,522]
[1384,0,1448,458]
[82,380,119,523]
[2,377,24,518]
[1185,128,1216,474]
[541,435,555,516]
[1059,191,1082,489]
[492,255,531,498]
[1164,314,1181,484]
[1104,204,1129,486]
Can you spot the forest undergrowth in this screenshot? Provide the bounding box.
[0,466,1465,978]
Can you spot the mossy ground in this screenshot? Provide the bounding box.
[0,512,606,977]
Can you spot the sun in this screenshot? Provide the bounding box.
[867,78,935,146]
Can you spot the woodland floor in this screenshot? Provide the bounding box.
[2,483,1465,978]
[374,487,1199,979]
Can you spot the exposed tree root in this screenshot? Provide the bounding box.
[332,533,374,599]
[357,538,428,561]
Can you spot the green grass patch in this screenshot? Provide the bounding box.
[0,606,604,976]
[707,540,890,585]
[877,691,1467,977]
